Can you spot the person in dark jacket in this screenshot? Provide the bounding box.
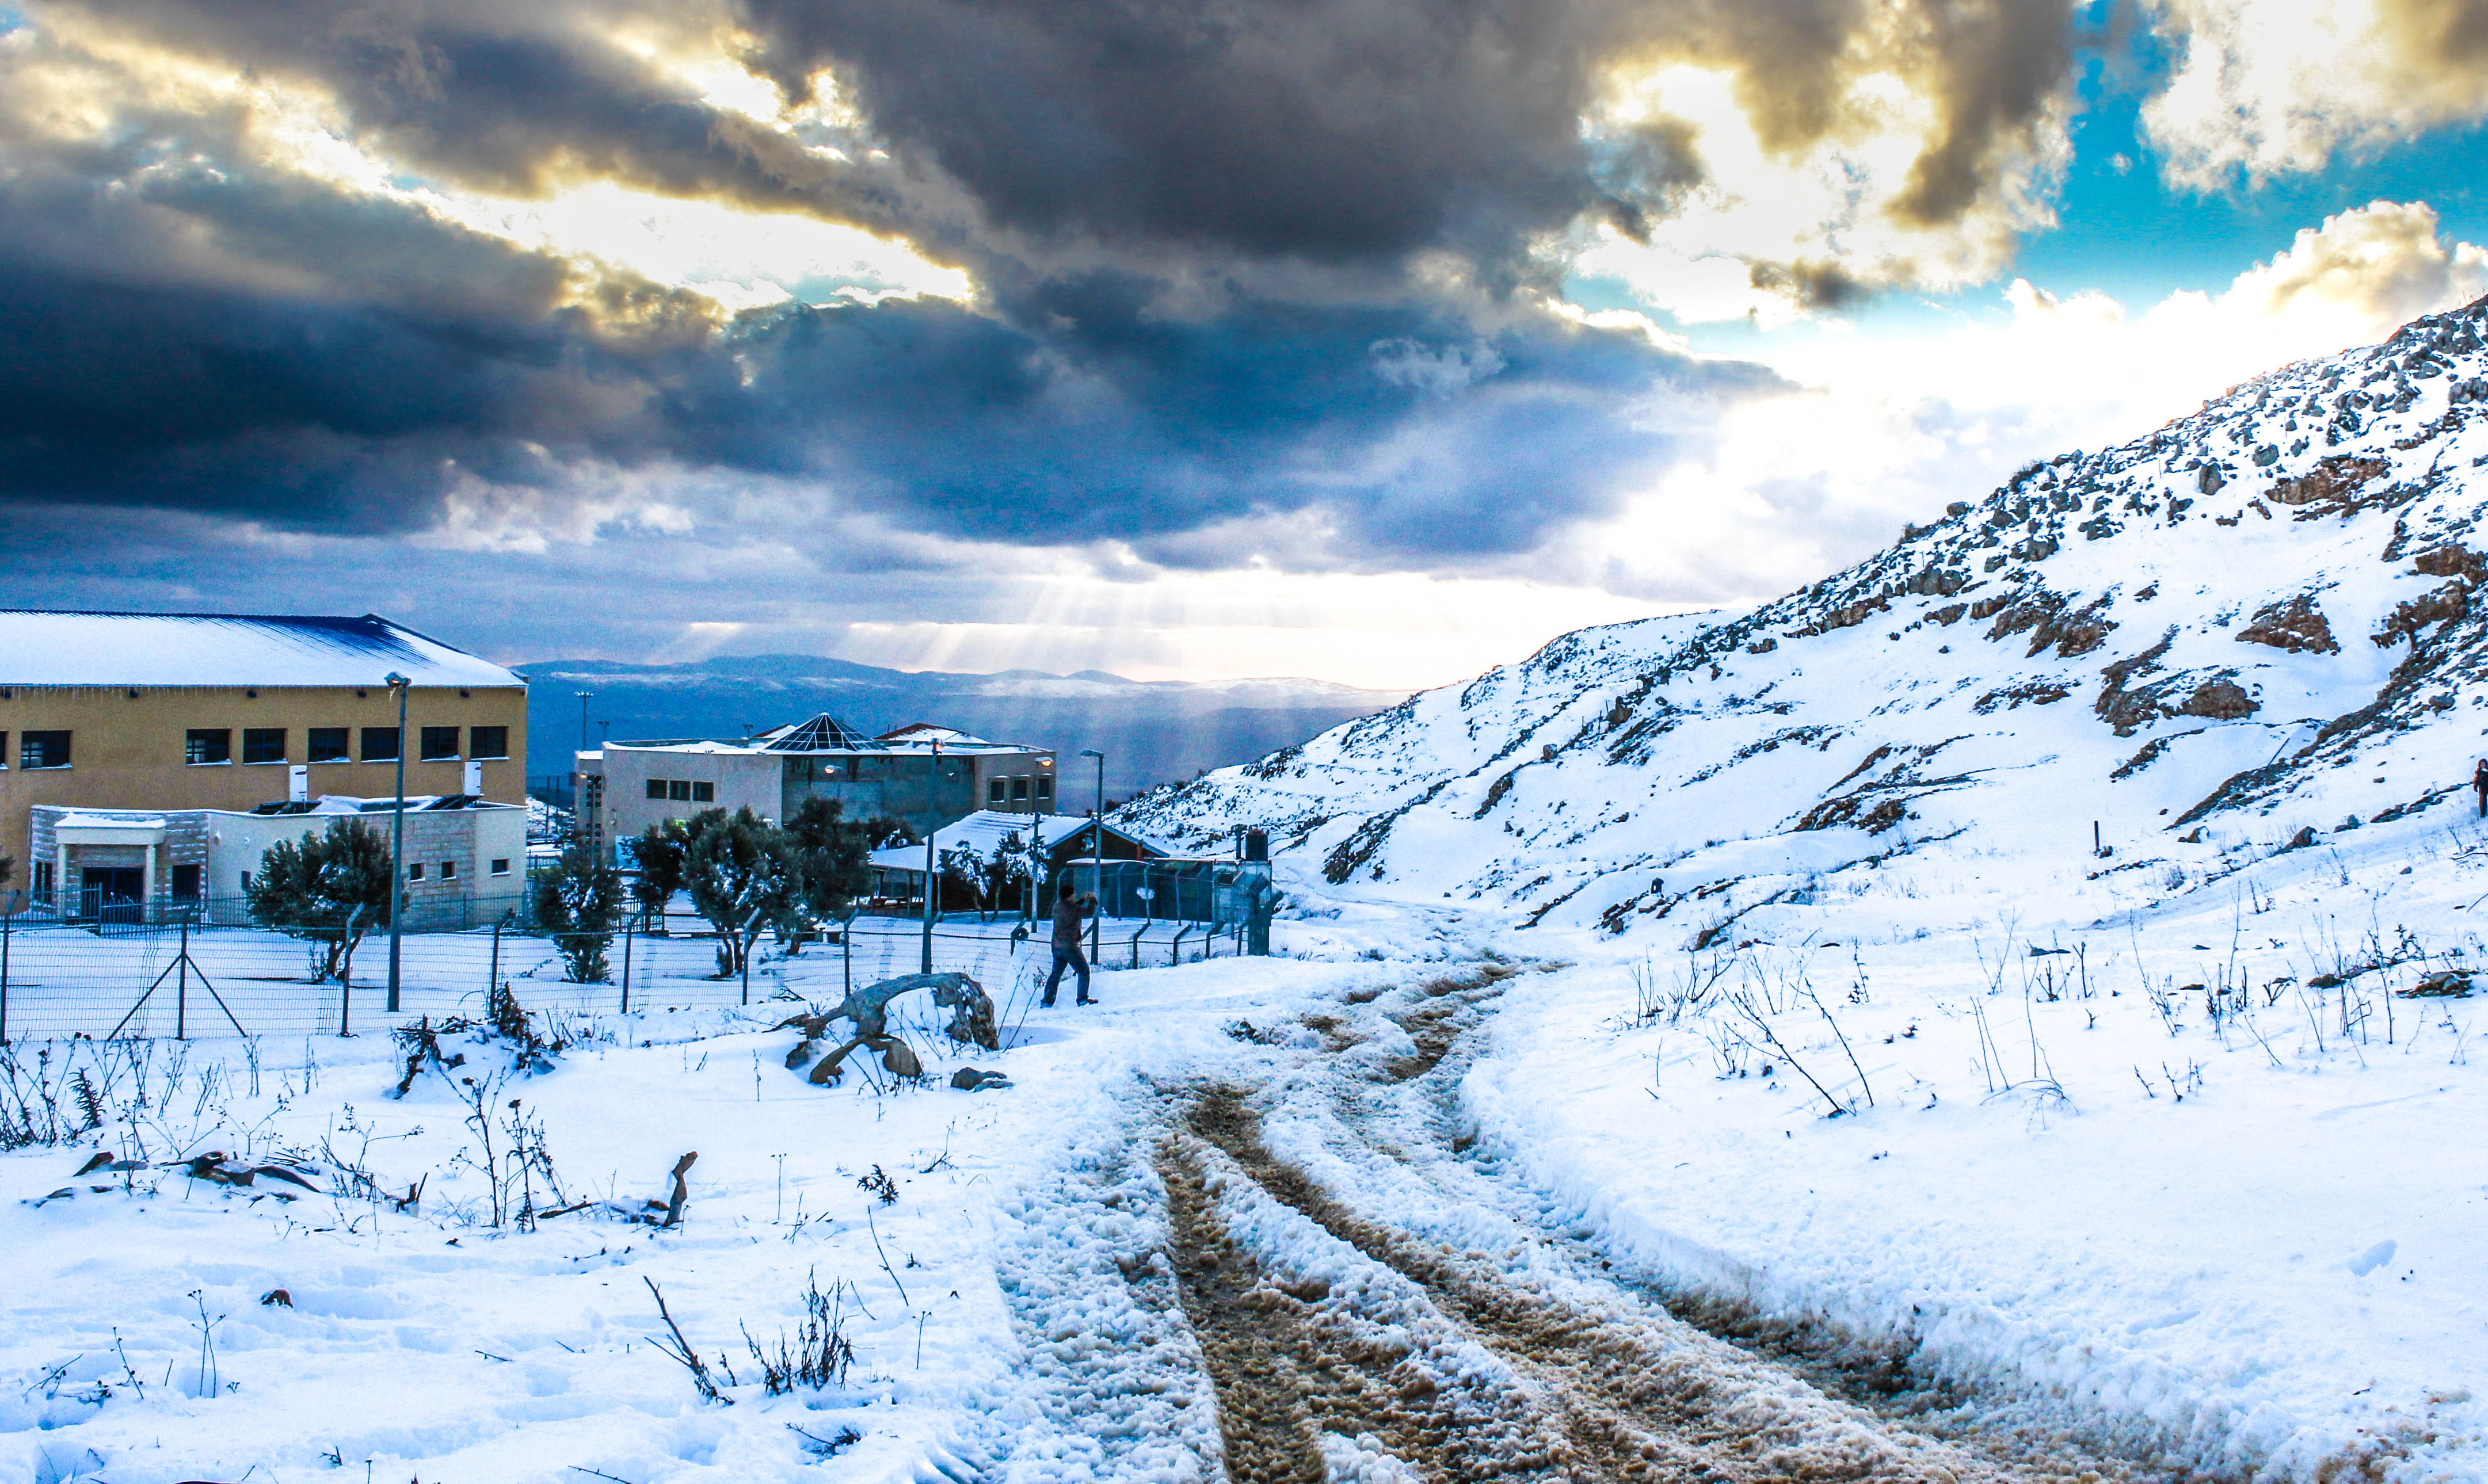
[2474,758,2487,818]
[1043,889,1098,1007]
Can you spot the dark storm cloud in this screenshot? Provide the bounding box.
[0,0,2087,567]
[0,163,1751,558]
[31,0,911,232]
[35,0,2089,279]
[669,277,1771,560]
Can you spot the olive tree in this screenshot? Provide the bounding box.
[245,819,395,981]
[780,797,875,948]
[628,817,692,931]
[532,841,624,982]
[681,807,801,978]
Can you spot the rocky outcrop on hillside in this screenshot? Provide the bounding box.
[1122,297,2488,944]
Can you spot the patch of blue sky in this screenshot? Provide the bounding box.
[0,7,28,35]
[1580,7,2487,361]
[2025,28,2488,302]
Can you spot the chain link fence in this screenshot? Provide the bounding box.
[0,903,1254,1042]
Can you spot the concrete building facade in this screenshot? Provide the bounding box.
[0,612,527,907]
[578,717,1054,855]
[29,796,527,926]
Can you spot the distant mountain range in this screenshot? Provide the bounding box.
[515,653,1405,801]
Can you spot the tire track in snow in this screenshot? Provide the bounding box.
[1153,962,2179,1483]
[1332,974,2173,1481]
[1178,1084,2006,1483]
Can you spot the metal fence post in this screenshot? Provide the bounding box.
[2,895,13,1044]
[175,914,190,1040]
[619,913,634,1016]
[489,919,502,1001]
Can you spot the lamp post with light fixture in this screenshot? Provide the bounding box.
[921,735,942,974]
[1079,749,1104,957]
[386,671,411,1014]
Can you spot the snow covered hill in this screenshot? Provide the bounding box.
[1126,296,2488,945]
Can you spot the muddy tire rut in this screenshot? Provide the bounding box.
[1146,966,2164,1484]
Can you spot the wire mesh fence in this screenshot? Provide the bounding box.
[0,907,1252,1043]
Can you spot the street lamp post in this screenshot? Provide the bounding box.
[385,672,412,1015]
[1079,749,1104,959]
[920,736,942,974]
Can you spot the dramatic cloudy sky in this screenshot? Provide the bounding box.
[3,0,2485,687]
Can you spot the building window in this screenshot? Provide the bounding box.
[441,860,457,881]
[239,871,251,893]
[361,727,400,762]
[172,863,203,900]
[1035,776,1053,803]
[21,730,70,769]
[420,726,461,761]
[669,780,691,801]
[470,726,509,759]
[1011,776,1030,801]
[185,728,233,765]
[243,727,287,764]
[490,858,510,876]
[989,778,1008,804]
[308,727,350,762]
[692,781,714,802]
[33,861,54,900]
[0,731,7,768]
[646,778,668,799]
[407,863,425,882]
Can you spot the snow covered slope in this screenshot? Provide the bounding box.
[1126,296,2488,945]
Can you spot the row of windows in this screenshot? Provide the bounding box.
[645,778,717,802]
[0,726,510,772]
[238,859,512,891]
[988,775,1054,804]
[409,859,512,881]
[186,725,508,766]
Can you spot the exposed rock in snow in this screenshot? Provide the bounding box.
[1124,295,2488,943]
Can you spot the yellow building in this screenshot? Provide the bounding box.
[0,611,526,912]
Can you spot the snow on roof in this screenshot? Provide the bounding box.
[867,810,1178,873]
[878,722,993,746]
[36,794,516,823]
[0,611,522,688]
[609,722,1046,758]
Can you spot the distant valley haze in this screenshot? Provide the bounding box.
[519,653,1405,801]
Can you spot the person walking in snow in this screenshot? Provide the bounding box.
[2475,758,2488,818]
[1043,887,1098,1008]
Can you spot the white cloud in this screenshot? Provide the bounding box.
[2143,0,2488,189]
[1560,200,2488,611]
[1572,58,2070,321]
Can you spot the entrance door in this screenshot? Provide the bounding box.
[78,867,145,924]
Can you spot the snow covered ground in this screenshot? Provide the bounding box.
[14,307,2488,1482]
[0,941,1395,1483]
[10,869,2483,1482]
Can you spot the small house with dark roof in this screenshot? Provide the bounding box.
[0,611,526,913]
